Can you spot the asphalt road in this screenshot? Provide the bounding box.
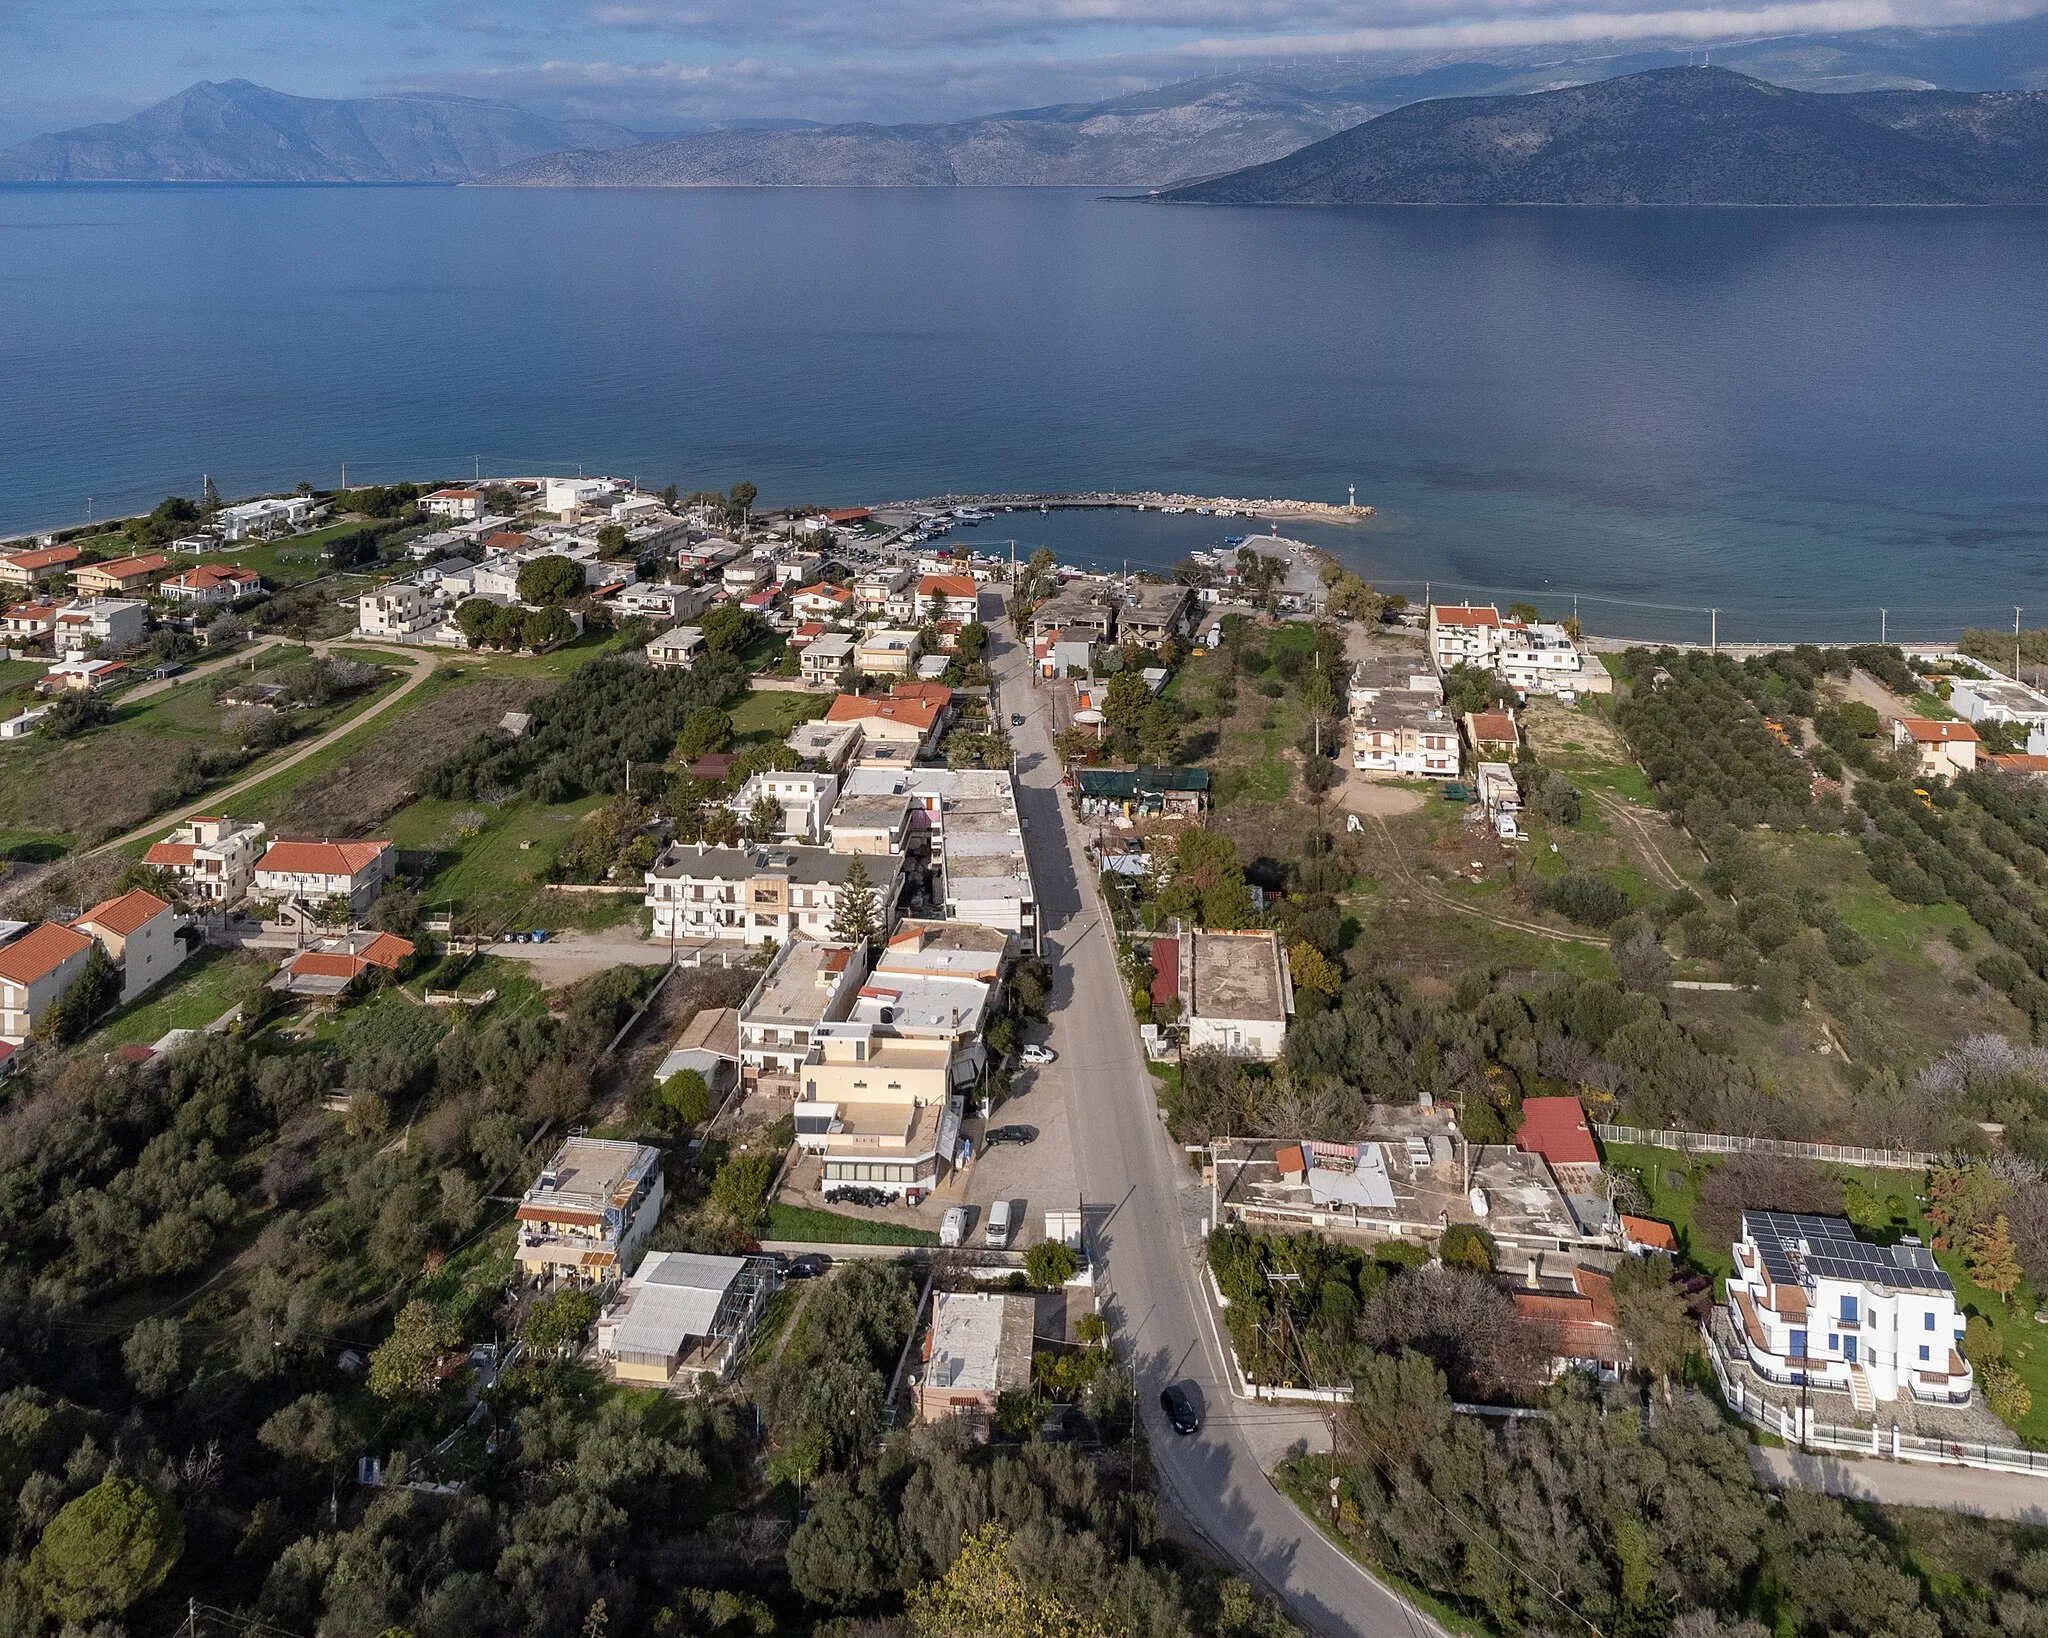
[990,610,1444,1638]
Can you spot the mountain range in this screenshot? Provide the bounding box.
[1161,67,2048,205]
[5,16,2048,189]
[0,80,640,183]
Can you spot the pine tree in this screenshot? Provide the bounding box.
[830,855,880,948]
[1970,1214,2025,1307]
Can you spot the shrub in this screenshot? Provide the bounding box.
[1539,871,1633,929]
[1438,1223,1495,1275]
[1024,1238,1080,1289]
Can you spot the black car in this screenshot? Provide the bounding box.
[782,1254,831,1281]
[984,1124,1037,1147]
[1011,713,1025,727]
[1160,1384,1201,1436]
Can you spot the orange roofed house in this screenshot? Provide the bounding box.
[1893,717,1978,779]
[825,686,948,756]
[893,574,980,625]
[279,930,417,996]
[253,838,398,920]
[0,544,79,588]
[70,888,183,1005]
[71,554,171,596]
[1514,1266,1624,1381]
[1513,1094,1605,1201]
[0,923,94,1045]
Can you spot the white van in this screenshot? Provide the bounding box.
[940,1206,969,1248]
[985,1199,1014,1248]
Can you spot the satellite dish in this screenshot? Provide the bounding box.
[1073,709,1104,725]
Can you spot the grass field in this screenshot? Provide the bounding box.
[93,947,273,1047]
[764,1204,937,1246]
[386,795,604,932]
[729,688,831,742]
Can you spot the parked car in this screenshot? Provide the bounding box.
[984,1125,1037,1147]
[781,1253,831,1280]
[1020,1045,1056,1066]
[1160,1383,1201,1435]
[1011,712,1025,727]
[985,1198,1014,1248]
[939,1206,970,1247]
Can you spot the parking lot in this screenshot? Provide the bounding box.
[958,1053,1078,1249]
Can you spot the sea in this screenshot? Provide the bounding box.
[4,183,2048,645]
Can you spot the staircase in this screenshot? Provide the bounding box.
[1849,1363,1875,1416]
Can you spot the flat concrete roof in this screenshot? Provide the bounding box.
[1191,931,1288,1024]
[921,1292,1034,1395]
[743,940,861,1027]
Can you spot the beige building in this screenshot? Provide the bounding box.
[144,815,267,904]
[738,939,867,1100]
[646,626,706,669]
[644,842,904,945]
[357,581,441,639]
[1894,716,1978,779]
[855,629,921,678]
[597,1251,770,1388]
[797,1022,957,1197]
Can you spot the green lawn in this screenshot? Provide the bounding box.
[763,1204,937,1246]
[387,795,604,933]
[94,947,273,1048]
[729,688,831,742]
[0,659,43,695]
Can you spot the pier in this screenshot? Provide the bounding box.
[871,489,1373,524]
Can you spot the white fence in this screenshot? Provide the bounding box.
[1596,1123,1937,1173]
[1701,1325,2048,1478]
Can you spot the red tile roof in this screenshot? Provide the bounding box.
[143,842,196,867]
[1433,604,1500,628]
[891,682,952,710]
[824,508,870,524]
[72,889,171,938]
[0,923,93,986]
[1466,710,1518,743]
[257,840,391,878]
[1898,717,1979,745]
[1149,937,1179,1006]
[355,932,414,971]
[826,693,941,731]
[76,553,169,580]
[3,546,79,572]
[165,564,261,591]
[1991,754,2048,774]
[1513,1096,1600,1167]
[1621,1214,1678,1252]
[287,951,366,980]
[918,574,978,599]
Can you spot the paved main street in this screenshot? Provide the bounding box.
[989,604,1444,1638]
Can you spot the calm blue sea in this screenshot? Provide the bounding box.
[3,184,2047,644]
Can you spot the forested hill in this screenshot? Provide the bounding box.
[1162,67,2048,205]
[0,80,640,182]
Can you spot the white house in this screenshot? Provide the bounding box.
[644,842,903,946]
[144,816,268,905]
[1729,1211,1971,1406]
[1893,717,1979,779]
[0,922,94,1044]
[357,582,441,639]
[1495,623,1583,696]
[50,598,147,656]
[1949,673,2048,755]
[160,564,262,606]
[646,626,706,670]
[727,770,840,844]
[253,839,397,917]
[71,889,182,1005]
[217,496,313,541]
[801,632,857,688]
[1428,604,1504,671]
[791,583,855,622]
[544,477,612,518]
[421,487,486,522]
[1181,931,1293,1060]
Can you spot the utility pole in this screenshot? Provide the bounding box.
[2018,607,2025,679]
[341,463,347,489]
[1710,608,1718,653]
[1880,608,1887,643]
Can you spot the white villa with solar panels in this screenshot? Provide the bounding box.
[1729,1212,1972,1407]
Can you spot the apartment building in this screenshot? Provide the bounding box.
[253,839,397,918]
[0,544,79,587]
[643,842,905,945]
[144,816,268,905]
[727,770,840,844]
[357,581,441,639]
[514,1137,665,1285]
[1496,623,1583,696]
[796,1022,957,1198]
[840,766,1038,952]
[71,554,170,596]
[1115,581,1194,647]
[51,598,147,656]
[1729,1211,1971,1406]
[738,938,867,1099]
[1351,692,1458,779]
[1427,604,1504,670]
[71,889,182,1005]
[859,920,1009,1092]
[0,923,93,1044]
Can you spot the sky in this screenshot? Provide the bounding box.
[0,0,2041,145]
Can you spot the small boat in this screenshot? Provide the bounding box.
[1224,535,1246,546]
[1163,505,1187,514]
[952,507,991,523]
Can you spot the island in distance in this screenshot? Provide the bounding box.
[1161,67,2048,206]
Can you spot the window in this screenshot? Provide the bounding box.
[1919,1345,1931,1362]
[1827,1334,1839,1353]
[1924,1312,1936,1331]
[1789,1329,1807,1360]
[1839,1295,1858,1324]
